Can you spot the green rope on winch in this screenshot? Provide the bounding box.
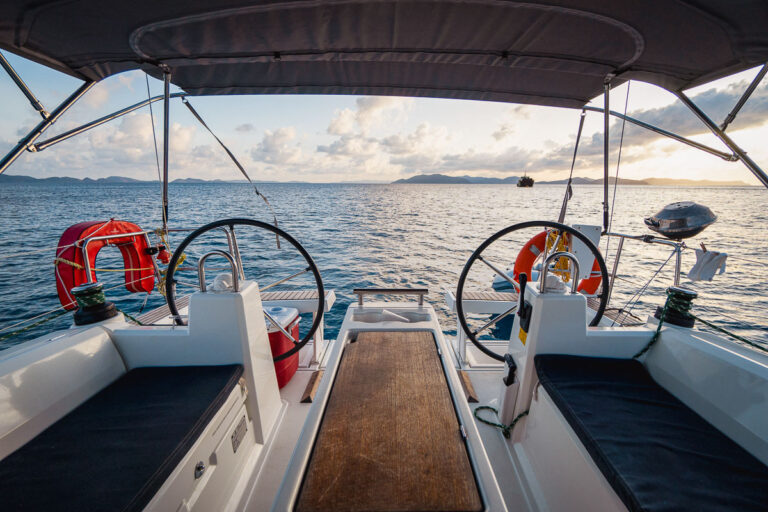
[74,287,107,309]
[633,287,680,359]
[473,406,529,439]
[634,287,768,358]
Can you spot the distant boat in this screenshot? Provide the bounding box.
[517,175,534,187]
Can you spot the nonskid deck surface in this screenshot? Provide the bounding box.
[295,331,482,512]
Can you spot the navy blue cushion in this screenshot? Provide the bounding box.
[535,354,768,512]
[0,364,243,512]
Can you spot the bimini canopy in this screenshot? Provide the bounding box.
[1,1,767,108]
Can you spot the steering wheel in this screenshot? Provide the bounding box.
[165,218,324,362]
[456,221,609,362]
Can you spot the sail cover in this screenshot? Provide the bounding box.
[1,1,767,108]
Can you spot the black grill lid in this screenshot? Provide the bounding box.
[1,1,767,106]
[644,201,717,240]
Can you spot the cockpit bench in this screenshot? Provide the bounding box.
[535,354,768,512]
[0,364,243,512]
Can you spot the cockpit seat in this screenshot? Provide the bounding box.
[535,354,768,512]
[0,364,243,512]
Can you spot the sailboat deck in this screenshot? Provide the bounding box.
[295,330,482,512]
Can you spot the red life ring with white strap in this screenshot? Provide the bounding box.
[55,220,156,309]
[512,231,602,293]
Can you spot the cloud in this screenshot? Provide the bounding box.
[355,97,412,131]
[251,127,301,164]
[327,108,356,135]
[382,123,448,154]
[236,123,255,132]
[117,73,138,91]
[317,134,379,158]
[326,96,413,135]
[83,85,110,108]
[492,124,514,141]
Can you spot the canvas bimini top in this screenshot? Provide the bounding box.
[1,1,768,107]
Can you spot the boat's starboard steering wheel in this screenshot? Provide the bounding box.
[165,218,324,362]
[456,221,609,362]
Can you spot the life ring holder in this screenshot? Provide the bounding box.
[55,220,158,309]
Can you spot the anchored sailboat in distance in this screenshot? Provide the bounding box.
[517,173,534,187]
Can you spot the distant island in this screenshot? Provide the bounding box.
[0,174,387,185]
[0,173,751,187]
[0,174,256,185]
[391,173,751,187]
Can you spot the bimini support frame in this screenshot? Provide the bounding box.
[0,52,49,119]
[602,76,611,232]
[0,80,95,175]
[675,90,768,189]
[721,63,767,131]
[161,69,171,232]
[32,92,186,152]
[582,107,737,161]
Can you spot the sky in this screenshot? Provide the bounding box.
[1,50,767,184]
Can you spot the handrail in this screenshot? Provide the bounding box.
[80,230,161,284]
[604,231,685,285]
[353,287,429,306]
[197,250,239,292]
[539,252,580,293]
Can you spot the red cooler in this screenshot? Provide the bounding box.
[264,306,300,388]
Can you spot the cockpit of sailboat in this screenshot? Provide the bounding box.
[1,2,767,511]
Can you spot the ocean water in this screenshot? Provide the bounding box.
[1,182,766,351]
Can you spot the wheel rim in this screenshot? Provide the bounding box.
[165,218,324,362]
[456,220,609,362]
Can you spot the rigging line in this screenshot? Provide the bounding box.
[612,249,676,326]
[604,82,631,256]
[181,97,281,249]
[145,73,165,228]
[724,254,768,267]
[0,220,134,260]
[557,109,586,223]
[0,274,157,335]
[0,242,79,259]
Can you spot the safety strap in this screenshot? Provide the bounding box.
[182,97,281,248]
[557,109,586,223]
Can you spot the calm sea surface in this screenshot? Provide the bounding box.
[1,183,766,351]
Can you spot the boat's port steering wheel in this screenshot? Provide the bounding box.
[456,221,609,362]
[165,218,324,362]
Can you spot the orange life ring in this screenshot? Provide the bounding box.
[55,220,156,309]
[512,231,602,293]
[576,259,602,294]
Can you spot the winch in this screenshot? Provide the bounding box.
[644,201,717,240]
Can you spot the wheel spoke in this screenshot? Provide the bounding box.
[260,266,311,292]
[263,309,297,344]
[176,266,230,272]
[478,256,518,289]
[175,280,201,289]
[472,305,518,336]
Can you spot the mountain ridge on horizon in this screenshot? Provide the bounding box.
[0,173,752,187]
[391,173,752,187]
